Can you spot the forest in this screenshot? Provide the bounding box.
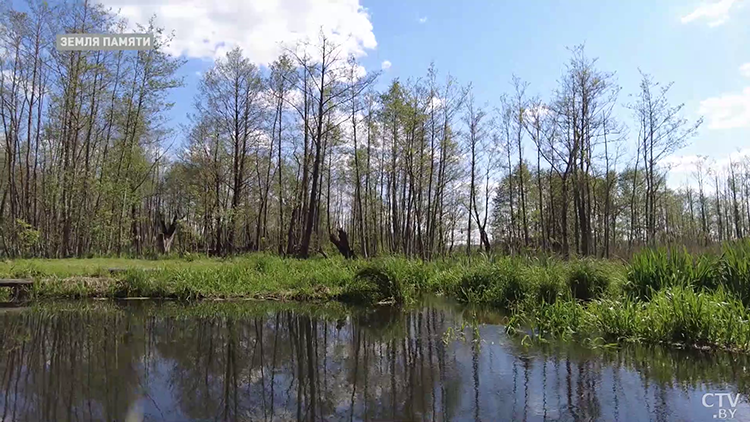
[1,0,746,261]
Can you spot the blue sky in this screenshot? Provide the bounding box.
[20,0,750,186]
[360,0,750,182]
[145,0,749,187]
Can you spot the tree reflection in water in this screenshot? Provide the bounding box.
[0,300,749,422]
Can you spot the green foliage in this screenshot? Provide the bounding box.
[7,243,750,352]
[451,259,531,308]
[625,247,699,300]
[717,240,750,306]
[625,242,750,304]
[567,259,612,301]
[527,263,567,304]
[528,300,584,340]
[15,219,40,256]
[585,286,750,350]
[339,264,405,305]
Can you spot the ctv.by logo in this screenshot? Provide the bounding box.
[702,393,742,419]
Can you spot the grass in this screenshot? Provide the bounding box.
[502,241,750,352]
[0,254,359,301]
[3,240,750,352]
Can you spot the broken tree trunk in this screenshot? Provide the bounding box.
[157,212,182,255]
[329,228,357,259]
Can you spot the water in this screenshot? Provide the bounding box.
[0,298,748,422]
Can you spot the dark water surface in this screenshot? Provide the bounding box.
[0,298,749,422]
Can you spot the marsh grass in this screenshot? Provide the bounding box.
[717,240,750,305]
[567,259,613,301]
[583,286,750,351]
[450,257,617,308]
[624,241,750,301]
[451,241,750,352]
[5,241,750,351]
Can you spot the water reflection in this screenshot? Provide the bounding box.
[0,299,748,421]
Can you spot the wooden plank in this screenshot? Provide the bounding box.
[0,279,33,286]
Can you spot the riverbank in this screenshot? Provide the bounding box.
[2,240,750,352]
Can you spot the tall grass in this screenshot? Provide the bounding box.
[5,241,750,351]
[585,286,750,350]
[625,241,750,302]
[449,257,618,308]
[567,259,614,301]
[717,240,750,305]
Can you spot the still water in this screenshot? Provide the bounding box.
[0,298,748,422]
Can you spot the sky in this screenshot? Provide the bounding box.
[48,0,750,187]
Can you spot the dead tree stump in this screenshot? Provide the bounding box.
[329,228,357,259]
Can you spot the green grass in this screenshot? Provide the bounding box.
[501,240,750,352]
[0,254,359,301]
[4,240,750,352]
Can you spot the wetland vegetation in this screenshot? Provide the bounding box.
[3,239,750,353]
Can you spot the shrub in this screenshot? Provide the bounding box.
[452,259,533,309]
[454,266,496,303]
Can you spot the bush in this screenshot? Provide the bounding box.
[454,265,496,303]
[452,259,532,309]
[493,265,530,308]
[582,286,750,350]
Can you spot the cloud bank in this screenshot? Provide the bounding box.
[100,0,377,64]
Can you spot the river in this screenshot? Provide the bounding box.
[0,298,748,421]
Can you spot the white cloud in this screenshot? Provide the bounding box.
[429,95,444,109]
[101,0,377,64]
[352,64,367,80]
[681,0,739,26]
[663,154,705,174]
[381,60,391,70]
[418,16,428,24]
[698,87,750,129]
[716,147,750,169]
[665,149,750,189]
[741,63,750,78]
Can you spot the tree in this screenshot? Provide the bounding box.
[630,70,702,246]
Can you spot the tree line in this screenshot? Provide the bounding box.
[1,1,746,259]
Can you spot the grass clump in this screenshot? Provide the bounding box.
[717,240,750,306]
[452,258,532,309]
[526,263,567,305]
[111,269,202,300]
[510,300,584,340]
[338,264,405,305]
[567,259,614,301]
[583,286,750,351]
[624,247,714,300]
